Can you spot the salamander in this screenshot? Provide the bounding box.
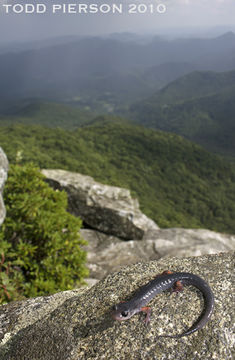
[111,270,214,338]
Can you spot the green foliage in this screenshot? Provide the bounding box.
[0,102,95,129]
[0,164,88,303]
[0,236,25,304]
[0,120,235,235]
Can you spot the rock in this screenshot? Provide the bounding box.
[81,229,160,279]
[0,252,234,360]
[143,228,235,258]
[41,169,159,239]
[0,148,8,226]
[81,228,235,281]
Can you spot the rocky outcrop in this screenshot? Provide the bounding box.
[0,148,8,226]
[82,228,235,281]
[42,169,159,239]
[41,169,235,303]
[143,228,235,258]
[0,252,234,360]
[81,229,161,279]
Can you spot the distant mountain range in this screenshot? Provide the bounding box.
[1,32,235,159]
[1,68,235,159]
[1,32,235,113]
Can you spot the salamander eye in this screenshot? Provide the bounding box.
[121,311,128,317]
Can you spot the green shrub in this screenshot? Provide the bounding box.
[0,163,88,304]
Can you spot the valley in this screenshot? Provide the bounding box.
[1,31,235,232]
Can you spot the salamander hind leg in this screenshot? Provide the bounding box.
[161,270,184,294]
[172,280,184,294]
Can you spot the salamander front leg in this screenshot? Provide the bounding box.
[141,306,151,325]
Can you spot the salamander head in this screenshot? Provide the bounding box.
[111,302,137,321]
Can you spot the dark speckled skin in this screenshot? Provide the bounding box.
[112,272,214,338]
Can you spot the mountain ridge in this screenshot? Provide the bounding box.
[129,69,235,158]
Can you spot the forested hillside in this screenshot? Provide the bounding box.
[139,70,235,104]
[1,119,235,233]
[0,102,94,129]
[129,70,235,158]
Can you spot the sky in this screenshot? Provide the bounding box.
[0,0,235,43]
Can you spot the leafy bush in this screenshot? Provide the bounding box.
[0,164,88,304]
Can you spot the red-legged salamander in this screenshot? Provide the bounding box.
[111,270,214,338]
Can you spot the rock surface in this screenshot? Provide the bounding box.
[42,169,159,239]
[81,229,161,279]
[0,252,234,360]
[0,148,8,226]
[143,228,235,258]
[82,228,235,281]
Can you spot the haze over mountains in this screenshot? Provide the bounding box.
[0,31,235,114]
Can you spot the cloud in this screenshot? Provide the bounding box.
[0,0,234,43]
